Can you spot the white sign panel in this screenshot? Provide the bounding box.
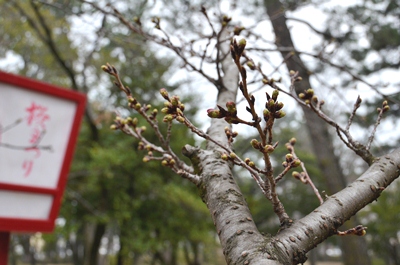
[0,82,77,189]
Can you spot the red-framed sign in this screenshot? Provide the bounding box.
[0,71,86,233]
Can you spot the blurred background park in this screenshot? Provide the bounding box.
[1,0,400,265]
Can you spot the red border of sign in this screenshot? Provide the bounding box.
[0,71,86,232]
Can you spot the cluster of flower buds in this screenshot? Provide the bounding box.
[159,88,186,123]
[207,101,242,124]
[224,127,238,143]
[377,100,390,113]
[282,153,301,168]
[110,116,147,133]
[250,139,275,154]
[292,171,308,184]
[161,154,176,167]
[289,70,303,82]
[221,152,237,161]
[298,88,324,106]
[263,90,286,122]
[285,138,296,152]
[244,157,256,168]
[138,142,154,161]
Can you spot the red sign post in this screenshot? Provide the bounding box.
[0,71,86,264]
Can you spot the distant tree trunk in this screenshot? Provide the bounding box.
[264,1,372,264]
[83,222,106,265]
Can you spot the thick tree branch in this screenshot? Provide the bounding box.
[273,148,400,264]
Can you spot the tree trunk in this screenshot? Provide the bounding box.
[263,1,372,264]
[83,222,106,265]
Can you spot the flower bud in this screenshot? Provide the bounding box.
[163,114,174,122]
[247,61,255,70]
[207,109,223,118]
[274,110,286,119]
[289,138,296,145]
[110,124,118,130]
[226,101,237,114]
[143,156,150,163]
[161,160,168,166]
[272,90,279,100]
[160,88,169,99]
[250,139,259,149]
[383,105,390,113]
[292,171,300,179]
[275,102,284,111]
[291,159,301,168]
[267,99,275,109]
[229,152,237,159]
[263,145,274,154]
[176,116,185,123]
[221,153,229,161]
[134,103,141,110]
[171,95,180,106]
[285,154,293,162]
[101,65,109,73]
